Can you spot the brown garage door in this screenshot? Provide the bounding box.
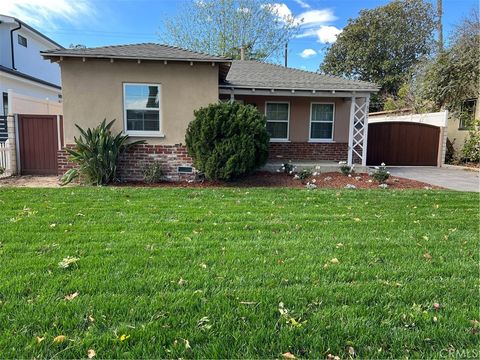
[367,122,440,166]
[18,115,59,175]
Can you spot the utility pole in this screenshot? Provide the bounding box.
[437,0,443,53]
[284,43,288,67]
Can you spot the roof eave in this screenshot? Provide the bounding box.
[219,84,379,93]
[41,52,231,63]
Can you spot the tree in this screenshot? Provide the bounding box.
[320,0,436,111]
[419,9,479,112]
[161,0,299,61]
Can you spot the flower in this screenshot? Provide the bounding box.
[293,174,300,180]
[381,162,386,166]
[311,179,316,183]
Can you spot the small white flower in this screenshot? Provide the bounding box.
[276,169,281,173]
[381,162,386,166]
[374,166,379,170]
[345,184,356,189]
[348,174,352,177]
[378,184,388,189]
[387,171,390,174]
[293,174,300,180]
[289,171,293,175]
[311,179,316,183]
[324,176,332,181]
[313,172,318,176]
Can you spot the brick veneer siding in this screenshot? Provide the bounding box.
[268,142,348,161]
[57,144,195,181]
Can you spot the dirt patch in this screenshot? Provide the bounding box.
[115,172,443,190]
[0,175,62,188]
[0,172,443,189]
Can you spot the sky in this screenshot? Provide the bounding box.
[0,0,477,71]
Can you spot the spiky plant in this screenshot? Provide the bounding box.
[61,119,144,185]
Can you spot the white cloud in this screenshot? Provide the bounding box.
[296,9,336,27]
[316,25,342,43]
[293,0,311,9]
[0,0,95,29]
[299,48,317,58]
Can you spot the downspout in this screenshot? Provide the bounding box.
[10,20,22,70]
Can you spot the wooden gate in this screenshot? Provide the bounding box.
[367,122,440,166]
[18,115,59,175]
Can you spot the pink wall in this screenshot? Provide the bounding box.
[227,95,351,143]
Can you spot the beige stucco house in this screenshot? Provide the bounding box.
[42,43,378,180]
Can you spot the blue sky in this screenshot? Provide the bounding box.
[1,0,476,71]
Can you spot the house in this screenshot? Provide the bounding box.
[0,14,62,141]
[41,43,377,180]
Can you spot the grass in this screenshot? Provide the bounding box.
[0,187,478,359]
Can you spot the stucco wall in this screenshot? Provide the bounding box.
[60,59,219,144]
[228,95,351,142]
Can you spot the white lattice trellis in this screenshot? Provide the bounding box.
[347,97,370,166]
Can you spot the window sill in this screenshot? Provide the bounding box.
[269,139,290,143]
[124,133,165,138]
[308,139,335,143]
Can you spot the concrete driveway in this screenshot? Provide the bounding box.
[388,167,479,192]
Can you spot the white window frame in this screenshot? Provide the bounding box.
[123,82,163,137]
[309,102,335,142]
[265,101,290,142]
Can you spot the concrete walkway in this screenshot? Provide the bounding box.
[388,167,479,192]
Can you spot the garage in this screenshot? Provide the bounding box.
[367,111,448,167]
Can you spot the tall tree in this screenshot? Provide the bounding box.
[436,0,443,53]
[420,9,479,112]
[319,0,436,111]
[161,0,299,61]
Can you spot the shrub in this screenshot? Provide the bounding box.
[0,167,4,175]
[142,162,164,184]
[339,161,355,176]
[461,119,480,163]
[279,162,295,174]
[372,163,390,184]
[298,169,313,182]
[61,119,144,185]
[445,138,456,164]
[185,102,270,180]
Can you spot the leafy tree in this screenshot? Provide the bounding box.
[320,0,436,111]
[185,102,269,180]
[419,9,479,112]
[161,0,299,60]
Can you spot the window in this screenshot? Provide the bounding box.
[459,99,477,130]
[123,83,161,135]
[310,103,334,140]
[2,92,8,116]
[18,34,27,47]
[265,102,289,140]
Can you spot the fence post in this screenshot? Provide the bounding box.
[6,115,17,175]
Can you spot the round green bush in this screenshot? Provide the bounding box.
[185,101,270,180]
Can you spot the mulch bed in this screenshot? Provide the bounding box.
[116,171,443,190]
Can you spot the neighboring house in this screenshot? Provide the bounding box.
[446,97,479,154]
[41,43,377,180]
[0,14,62,140]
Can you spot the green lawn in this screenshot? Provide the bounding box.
[0,187,478,359]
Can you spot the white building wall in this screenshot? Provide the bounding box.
[0,73,61,114]
[12,28,61,85]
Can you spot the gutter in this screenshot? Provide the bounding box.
[10,19,21,70]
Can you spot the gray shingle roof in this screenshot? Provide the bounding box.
[222,60,378,92]
[41,43,230,62]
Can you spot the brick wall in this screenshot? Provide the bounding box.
[268,142,348,161]
[57,144,195,181]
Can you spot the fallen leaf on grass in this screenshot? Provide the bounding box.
[53,335,67,344]
[330,258,339,264]
[282,352,296,359]
[64,292,79,301]
[178,278,187,286]
[58,256,79,269]
[327,354,340,360]
[239,301,257,305]
[433,303,441,310]
[87,349,96,358]
[347,346,356,357]
[119,334,130,342]
[36,336,45,344]
[336,243,344,248]
[423,252,432,260]
[353,218,361,222]
[197,316,212,330]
